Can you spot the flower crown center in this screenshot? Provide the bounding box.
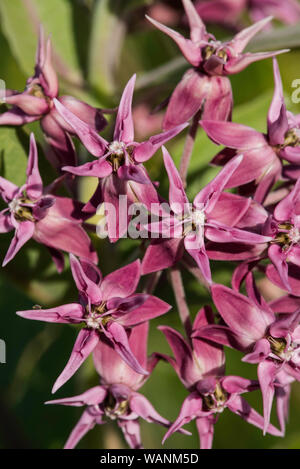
[9,196,35,222]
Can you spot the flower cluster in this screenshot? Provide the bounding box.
[2,0,300,449]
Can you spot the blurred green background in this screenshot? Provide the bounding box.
[0,0,300,449]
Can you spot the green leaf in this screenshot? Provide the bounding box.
[0,0,83,87]
[0,126,28,186]
[88,0,126,102]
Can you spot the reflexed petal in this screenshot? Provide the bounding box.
[118,419,142,449]
[192,307,225,377]
[268,244,291,292]
[130,392,170,427]
[257,360,280,434]
[227,394,282,437]
[162,393,202,443]
[163,69,208,130]
[16,303,84,323]
[52,329,99,393]
[93,323,148,390]
[185,231,212,285]
[196,416,215,450]
[64,410,98,449]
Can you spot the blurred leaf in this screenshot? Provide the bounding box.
[0,0,83,87]
[88,0,126,102]
[122,0,153,13]
[0,126,28,186]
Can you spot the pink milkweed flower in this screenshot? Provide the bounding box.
[142,147,272,284]
[45,322,189,449]
[53,74,187,240]
[201,58,300,203]
[248,0,300,28]
[194,275,300,433]
[17,255,171,393]
[157,307,280,448]
[195,0,300,30]
[146,0,288,129]
[0,27,107,170]
[195,0,247,29]
[266,178,300,292]
[0,133,97,270]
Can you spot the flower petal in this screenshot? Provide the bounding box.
[141,238,184,275]
[53,98,107,157]
[257,360,280,434]
[196,416,215,450]
[118,295,171,327]
[134,124,187,163]
[211,284,272,342]
[163,146,189,214]
[69,254,102,304]
[45,386,107,407]
[104,321,148,375]
[25,133,43,200]
[159,325,202,387]
[182,0,206,42]
[17,303,84,323]
[163,69,208,130]
[162,393,202,444]
[227,394,282,437]
[100,259,141,300]
[229,16,273,55]
[268,58,289,146]
[63,159,112,178]
[64,410,98,449]
[146,16,202,67]
[52,329,99,393]
[3,221,35,267]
